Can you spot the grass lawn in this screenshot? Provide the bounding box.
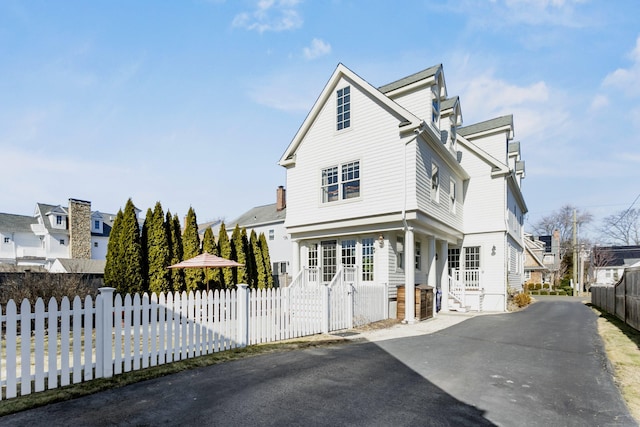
[591,304,640,423]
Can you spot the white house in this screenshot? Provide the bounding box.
[0,199,114,270]
[278,63,527,320]
[222,186,291,286]
[592,246,640,285]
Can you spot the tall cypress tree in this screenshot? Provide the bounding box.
[140,208,153,292]
[182,207,203,292]
[217,222,233,288]
[259,232,274,289]
[240,227,250,285]
[202,227,221,290]
[147,202,171,294]
[120,198,145,294]
[104,209,124,290]
[246,230,259,288]
[169,213,185,292]
[230,225,247,285]
[251,230,266,289]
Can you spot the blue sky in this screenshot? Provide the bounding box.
[1,0,639,238]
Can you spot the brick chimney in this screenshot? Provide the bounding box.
[68,198,92,259]
[276,186,286,211]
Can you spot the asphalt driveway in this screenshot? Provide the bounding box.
[1,297,635,426]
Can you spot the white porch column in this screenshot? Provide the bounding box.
[404,227,416,324]
[438,240,449,313]
[291,239,300,276]
[427,237,437,288]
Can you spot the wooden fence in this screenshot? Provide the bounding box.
[1,282,387,400]
[591,265,640,331]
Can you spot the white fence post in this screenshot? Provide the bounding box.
[98,287,116,378]
[347,284,354,330]
[236,284,249,348]
[322,284,330,334]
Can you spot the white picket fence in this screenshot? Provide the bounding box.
[1,282,387,400]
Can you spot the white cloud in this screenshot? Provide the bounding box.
[589,94,609,111]
[603,35,640,97]
[303,38,331,60]
[246,68,326,112]
[232,0,303,33]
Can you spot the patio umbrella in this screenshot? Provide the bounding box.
[168,252,244,291]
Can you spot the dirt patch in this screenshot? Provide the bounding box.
[353,318,401,331]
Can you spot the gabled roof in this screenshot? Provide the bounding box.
[279,63,423,166]
[0,213,38,233]
[593,246,640,267]
[456,134,510,176]
[508,141,521,156]
[524,238,547,271]
[231,203,286,228]
[53,258,106,274]
[458,115,514,140]
[378,64,442,94]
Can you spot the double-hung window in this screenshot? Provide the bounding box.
[431,163,440,203]
[337,86,351,130]
[322,161,360,202]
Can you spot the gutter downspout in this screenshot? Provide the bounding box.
[402,121,428,324]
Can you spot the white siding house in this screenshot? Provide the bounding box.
[278,63,528,320]
[0,200,114,270]
[225,186,291,287]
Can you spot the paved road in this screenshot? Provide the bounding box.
[1,297,635,426]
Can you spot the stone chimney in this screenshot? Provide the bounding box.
[68,198,92,259]
[276,186,286,211]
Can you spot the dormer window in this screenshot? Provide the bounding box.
[431,86,440,126]
[56,215,62,225]
[431,163,440,203]
[449,119,457,147]
[94,220,100,230]
[337,86,351,130]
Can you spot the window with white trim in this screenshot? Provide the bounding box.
[396,236,404,270]
[432,86,440,125]
[450,179,456,213]
[3,237,10,243]
[94,220,100,230]
[362,238,374,281]
[341,239,356,267]
[60,239,65,245]
[56,215,63,225]
[465,246,480,270]
[322,161,360,203]
[337,86,351,130]
[269,229,274,241]
[431,163,440,203]
[415,241,421,270]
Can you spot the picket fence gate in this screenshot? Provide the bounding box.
[1,282,387,400]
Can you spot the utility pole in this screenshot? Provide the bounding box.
[572,209,578,297]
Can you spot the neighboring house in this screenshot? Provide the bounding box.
[524,234,549,286]
[49,258,107,274]
[591,245,640,285]
[0,199,114,271]
[278,63,527,319]
[223,186,291,286]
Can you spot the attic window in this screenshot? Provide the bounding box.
[94,220,100,229]
[56,215,63,225]
[432,86,440,125]
[337,86,351,130]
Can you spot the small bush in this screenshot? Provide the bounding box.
[542,283,550,289]
[540,290,549,295]
[513,292,532,307]
[534,283,542,290]
[557,290,567,296]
